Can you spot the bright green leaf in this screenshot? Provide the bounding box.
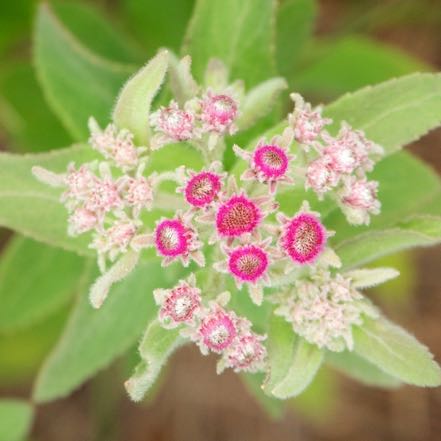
[353,316,441,387]
[112,51,168,144]
[125,320,183,402]
[0,236,85,332]
[293,36,427,99]
[324,73,441,155]
[122,0,194,54]
[271,338,323,399]
[183,0,276,87]
[326,350,401,388]
[276,0,316,82]
[0,145,97,255]
[0,399,33,441]
[33,261,180,403]
[34,3,134,140]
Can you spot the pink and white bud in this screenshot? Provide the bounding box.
[84,178,122,214]
[199,91,238,135]
[64,164,97,201]
[305,155,340,197]
[154,274,201,328]
[339,176,381,225]
[150,101,195,148]
[289,93,331,145]
[68,207,98,236]
[124,176,154,213]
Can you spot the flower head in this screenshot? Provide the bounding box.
[154,274,201,328]
[68,207,98,236]
[200,91,238,134]
[223,333,267,373]
[184,171,223,208]
[305,155,340,197]
[123,176,155,214]
[277,203,327,265]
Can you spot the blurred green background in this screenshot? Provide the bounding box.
[0,1,440,440]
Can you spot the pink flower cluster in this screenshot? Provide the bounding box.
[150,90,238,150]
[289,94,383,225]
[154,275,266,373]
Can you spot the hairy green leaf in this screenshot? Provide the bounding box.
[126,320,183,402]
[183,0,276,87]
[34,3,134,140]
[113,50,168,144]
[326,350,401,388]
[0,399,33,441]
[0,236,85,332]
[294,36,427,98]
[353,316,441,387]
[324,73,441,155]
[33,261,177,403]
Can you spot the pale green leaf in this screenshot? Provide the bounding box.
[326,350,401,388]
[112,51,168,144]
[324,73,441,155]
[183,0,276,87]
[336,216,441,270]
[293,36,427,98]
[33,261,178,403]
[125,320,183,402]
[271,339,323,399]
[34,3,134,140]
[0,145,97,255]
[345,267,400,289]
[0,236,85,332]
[0,399,33,441]
[353,316,441,387]
[276,0,316,82]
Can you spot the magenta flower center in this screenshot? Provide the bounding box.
[282,213,326,264]
[200,312,236,352]
[185,172,221,207]
[253,145,289,179]
[216,195,261,237]
[228,245,268,282]
[155,219,188,257]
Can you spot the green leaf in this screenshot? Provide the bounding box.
[0,63,72,152]
[264,314,323,398]
[125,320,183,402]
[122,0,194,54]
[276,0,316,82]
[336,216,441,270]
[51,1,143,64]
[353,316,441,387]
[326,350,401,388]
[183,0,276,87]
[324,73,441,155]
[0,145,97,255]
[112,50,168,144]
[0,399,33,441]
[0,236,85,332]
[293,36,427,99]
[270,339,323,399]
[34,3,134,140]
[33,261,178,403]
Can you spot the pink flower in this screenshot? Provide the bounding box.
[153,212,205,267]
[277,207,327,265]
[84,178,122,214]
[108,221,137,250]
[228,245,269,283]
[323,138,358,175]
[64,164,96,201]
[305,155,340,197]
[198,306,237,353]
[68,207,97,235]
[150,101,195,148]
[215,194,262,239]
[289,93,330,145]
[224,333,267,373]
[184,171,223,208]
[154,274,201,328]
[200,92,238,134]
[339,176,380,225]
[124,176,154,212]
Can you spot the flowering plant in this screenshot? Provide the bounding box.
[1,1,441,422]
